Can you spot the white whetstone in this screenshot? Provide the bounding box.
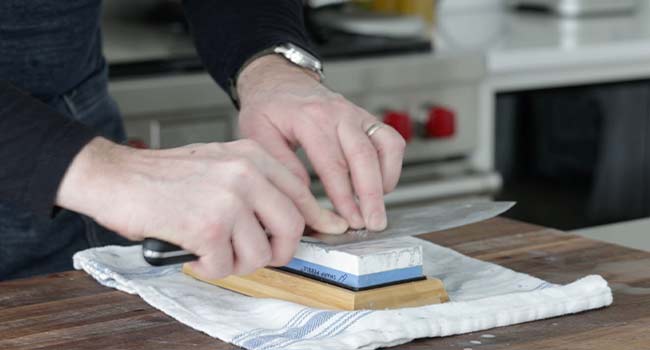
[283,237,424,289]
[293,237,423,275]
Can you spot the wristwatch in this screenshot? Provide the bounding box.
[228,43,325,108]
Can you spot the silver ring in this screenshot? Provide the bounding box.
[365,122,384,137]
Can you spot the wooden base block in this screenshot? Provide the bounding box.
[183,266,449,311]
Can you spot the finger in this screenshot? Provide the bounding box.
[245,174,305,266]
[366,122,405,193]
[187,238,235,280]
[255,150,348,234]
[243,117,311,187]
[296,122,365,229]
[231,210,272,275]
[338,119,387,231]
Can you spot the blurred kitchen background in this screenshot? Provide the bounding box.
[102,0,650,250]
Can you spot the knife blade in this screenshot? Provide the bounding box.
[301,201,515,245]
[142,201,515,265]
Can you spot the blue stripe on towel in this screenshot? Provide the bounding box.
[268,310,372,350]
[234,309,373,350]
[233,308,312,343]
[241,311,337,349]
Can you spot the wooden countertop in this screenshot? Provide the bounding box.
[1,218,649,349]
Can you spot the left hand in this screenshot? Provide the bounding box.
[237,55,406,231]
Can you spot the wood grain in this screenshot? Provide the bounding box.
[182,266,449,310]
[1,217,649,349]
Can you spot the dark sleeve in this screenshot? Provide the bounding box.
[0,82,98,219]
[182,0,316,92]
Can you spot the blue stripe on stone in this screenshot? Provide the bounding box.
[283,258,423,289]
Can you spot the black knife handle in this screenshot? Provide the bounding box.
[142,238,198,266]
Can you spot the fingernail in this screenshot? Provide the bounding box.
[368,212,387,231]
[325,210,350,234]
[311,209,349,234]
[334,216,349,233]
[351,213,365,229]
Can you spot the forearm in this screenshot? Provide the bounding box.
[0,82,97,219]
[55,136,123,220]
[182,0,316,92]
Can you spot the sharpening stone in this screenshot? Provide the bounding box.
[282,237,423,290]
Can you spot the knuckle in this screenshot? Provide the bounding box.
[272,209,304,243]
[286,214,306,239]
[350,142,378,160]
[325,155,349,176]
[377,133,406,157]
[194,203,238,240]
[225,158,258,184]
[293,188,313,207]
[360,188,384,201]
[216,260,234,278]
[317,159,349,186]
[333,195,361,215]
[323,181,355,204]
[272,251,295,267]
[207,218,228,236]
[300,102,337,125]
[233,258,257,276]
[329,93,350,108]
[256,246,273,267]
[217,191,243,213]
[300,101,327,116]
[276,256,293,267]
[234,265,256,276]
[235,139,263,153]
[201,258,233,279]
[392,135,407,152]
[200,219,228,243]
[181,211,211,235]
[249,251,272,271]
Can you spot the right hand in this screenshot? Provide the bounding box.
[56,137,348,279]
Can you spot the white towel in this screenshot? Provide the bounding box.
[73,237,612,350]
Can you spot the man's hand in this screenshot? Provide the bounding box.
[237,55,406,231]
[56,137,348,279]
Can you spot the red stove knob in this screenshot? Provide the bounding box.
[426,106,455,138]
[382,110,412,142]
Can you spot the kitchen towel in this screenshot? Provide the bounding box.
[73,237,613,350]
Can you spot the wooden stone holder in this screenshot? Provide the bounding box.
[183,265,449,311]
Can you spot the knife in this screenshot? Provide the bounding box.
[142,201,515,266]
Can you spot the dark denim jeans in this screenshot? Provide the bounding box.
[0,67,133,281]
